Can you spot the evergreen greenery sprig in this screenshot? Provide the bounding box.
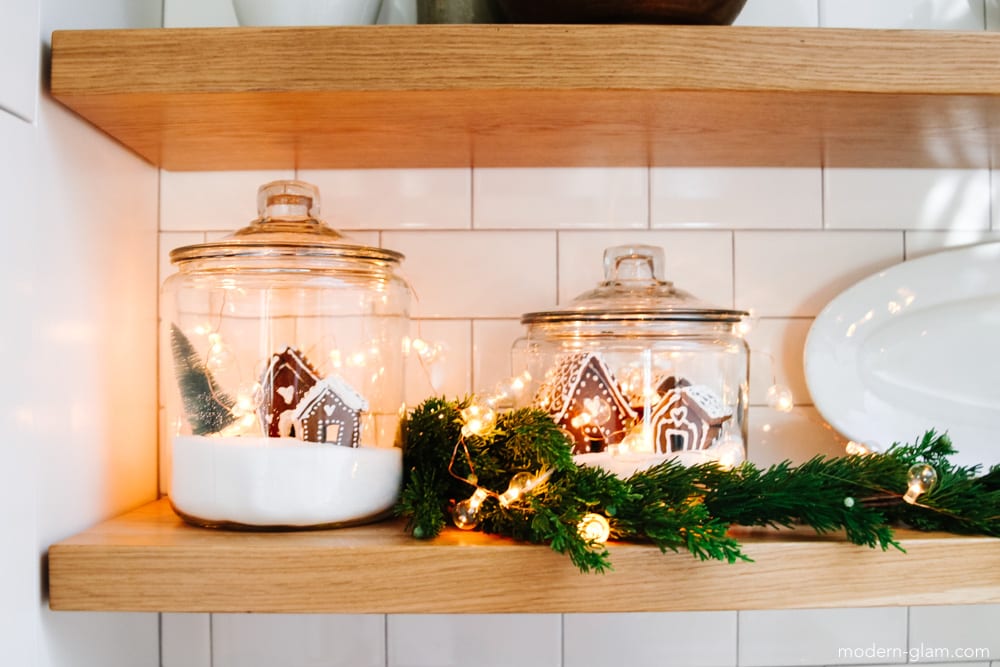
[396,397,1000,574]
[170,324,236,435]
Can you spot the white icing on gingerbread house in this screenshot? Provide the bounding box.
[533,351,636,455]
[649,384,731,453]
[258,347,321,438]
[292,375,369,448]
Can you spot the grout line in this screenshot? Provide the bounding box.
[155,169,163,498]
[468,319,476,391]
[555,231,561,305]
[384,614,390,667]
[560,613,566,667]
[731,230,737,308]
[735,609,741,667]
[905,606,911,664]
[158,613,163,667]
[209,614,215,667]
[646,165,653,230]
[160,0,166,28]
[469,166,475,230]
[820,164,827,230]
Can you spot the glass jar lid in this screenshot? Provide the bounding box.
[521,245,747,324]
[169,180,403,265]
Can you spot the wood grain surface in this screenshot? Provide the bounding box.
[48,498,1000,613]
[49,26,1000,169]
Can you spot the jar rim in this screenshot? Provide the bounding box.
[520,308,748,325]
[169,241,404,265]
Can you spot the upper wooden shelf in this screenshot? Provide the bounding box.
[49,25,1000,170]
[48,498,1000,613]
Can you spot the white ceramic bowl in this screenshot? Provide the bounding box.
[233,0,384,26]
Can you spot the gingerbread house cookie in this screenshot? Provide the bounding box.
[649,384,731,453]
[258,347,320,437]
[533,351,636,455]
[292,375,369,447]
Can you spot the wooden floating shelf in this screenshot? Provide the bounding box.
[48,499,1000,613]
[49,25,1000,170]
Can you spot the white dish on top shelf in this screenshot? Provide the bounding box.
[803,241,1000,467]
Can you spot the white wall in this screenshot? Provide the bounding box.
[0,0,161,665]
[8,0,996,665]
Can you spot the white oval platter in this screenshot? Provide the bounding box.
[804,241,1000,467]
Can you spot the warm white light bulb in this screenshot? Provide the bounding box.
[845,441,870,456]
[453,488,489,530]
[903,463,938,504]
[498,472,535,507]
[577,513,611,544]
[766,384,794,412]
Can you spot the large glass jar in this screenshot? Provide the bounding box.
[512,245,749,477]
[161,180,409,529]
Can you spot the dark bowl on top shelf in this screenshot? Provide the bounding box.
[495,0,747,24]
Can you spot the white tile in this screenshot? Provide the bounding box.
[738,607,907,666]
[994,168,999,229]
[162,614,211,667]
[820,0,985,29]
[748,406,847,466]
[472,319,525,393]
[387,614,561,667]
[42,0,161,41]
[558,231,734,309]
[734,231,903,317]
[746,318,814,406]
[406,319,471,406]
[213,614,386,667]
[0,108,39,667]
[824,169,990,230]
[909,605,1000,663]
[0,0,39,121]
[381,0,417,23]
[34,95,160,544]
[989,0,1000,30]
[734,0,820,26]
[651,168,821,229]
[164,0,239,27]
[160,170,295,232]
[474,167,648,229]
[383,231,557,318]
[39,610,160,667]
[905,231,1000,258]
[301,168,471,230]
[564,612,737,667]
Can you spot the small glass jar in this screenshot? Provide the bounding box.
[512,245,749,477]
[161,180,409,529]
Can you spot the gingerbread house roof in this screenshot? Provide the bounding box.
[260,347,321,393]
[682,385,730,423]
[292,375,369,420]
[535,351,633,425]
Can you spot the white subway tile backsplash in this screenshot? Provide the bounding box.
[820,0,986,29]
[161,614,211,667]
[734,231,903,317]
[990,0,1000,30]
[909,605,1000,663]
[734,0,820,26]
[406,319,471,406]
[738,607,908,666]
[0,0,39,122]
[383,231,557,317]
[651,168,821,230]
[472,319,524,392]
[748,406,846,466]
[160,170,295,231]
[904,231,1000,258]
[164,0,238,26]
[558,230,734,308]
[213,614,386,667]
[40,610,160,667]
[473,168,648,229]
[302,168,471,230]
[824,169,990,231]
[387,614,561,667]
[746,318,814,406]
[564,612,737,667]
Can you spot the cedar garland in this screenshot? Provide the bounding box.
[396,397,1000,573]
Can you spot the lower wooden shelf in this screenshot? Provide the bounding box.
[48,498,999,613]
